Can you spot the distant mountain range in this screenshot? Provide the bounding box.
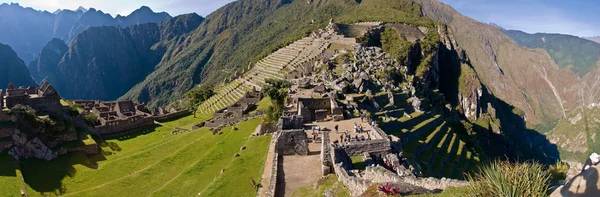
[0,3,171,64]
[28,14,203,101]
[503,30,600,77]
[0,43,36,88]
[584,36,600,44]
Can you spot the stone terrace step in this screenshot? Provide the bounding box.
[451,146,468,179]
[426,129,453,167]
[439,134,460,177]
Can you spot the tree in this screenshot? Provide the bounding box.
[263,79,292,122]
[185,87,214,118]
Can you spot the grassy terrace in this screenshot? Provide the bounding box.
[0,114,270,197]
[381,107,480,179]
[0,153,23,197]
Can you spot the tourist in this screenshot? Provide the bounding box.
[583,152,600,172]
[340,135,344,143]
[353,123,357,133]
[335,124,339,134]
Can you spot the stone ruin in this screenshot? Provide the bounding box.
[204,90,263,128]
[294,98,344,122]
[73,100,155,137]
[3,82,61,113]
[0,82,99,160]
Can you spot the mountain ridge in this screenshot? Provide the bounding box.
[0,43,37,88]
[31,13,204,101]
[0,3,172,63]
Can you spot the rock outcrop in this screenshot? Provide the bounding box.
[552,165,600,197]
[8,130,57,161]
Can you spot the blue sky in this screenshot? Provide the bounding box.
[1,0,598,37]
[439,0,600,37]
[0,0,236,17]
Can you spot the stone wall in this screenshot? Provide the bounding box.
[264,132,281,197]
[341,139,391,157]
[0,127,14,138]
[191,122,206,130]
[153,110,190,122]
[340,125,391,157]
[321,130,332,175]
[276,129,309,155]
[0,110,10,122]
[331,146,372,196]
[67,144,99,155]
[95,115,155,136]
[279,115,304,130]
[53,131,78,143]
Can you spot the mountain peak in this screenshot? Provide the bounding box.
[77,6,88,13]
[488,23,505,30]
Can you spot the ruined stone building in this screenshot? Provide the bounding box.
[3,82,61,112]
[74,100,155,136]
[205,90,263,127]
[296,98,343,122]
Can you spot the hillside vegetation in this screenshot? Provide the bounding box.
[32,14,203,101]
[503,30,600,77]
[121,0,440,108]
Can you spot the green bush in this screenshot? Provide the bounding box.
[84,114,99,126]
[467,160,550,197]
[548,162,568,181]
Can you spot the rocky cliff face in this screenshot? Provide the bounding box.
[0,3,171,63]
[415,0,586,126]
[28,38,69,82]
[0,43,37,88]
[35,14,203,101]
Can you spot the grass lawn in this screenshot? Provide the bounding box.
[0,153,23,196]
[13,115,269,197]
[256,97,273,112]
[290,175,350,197]
[351,155,366,170]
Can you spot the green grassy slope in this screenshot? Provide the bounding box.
[8,116,269,197]
[548,106,600,161]
[503,30,600,77]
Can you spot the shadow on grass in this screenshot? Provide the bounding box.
[108,125,161,142]
[19,151,102,196]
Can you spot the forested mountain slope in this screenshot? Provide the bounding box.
[30,14,203,101]
[121,0,433,107]
[0,43,37,88]
[503,30,600,77]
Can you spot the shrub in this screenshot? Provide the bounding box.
[467,160,550,197]
[548,162,568,181]
[84,114,99,126]
[377,183,400,196]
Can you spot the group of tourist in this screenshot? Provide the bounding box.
[353,122,364,133]
[338,130,371,144]
[311,125,321,140]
